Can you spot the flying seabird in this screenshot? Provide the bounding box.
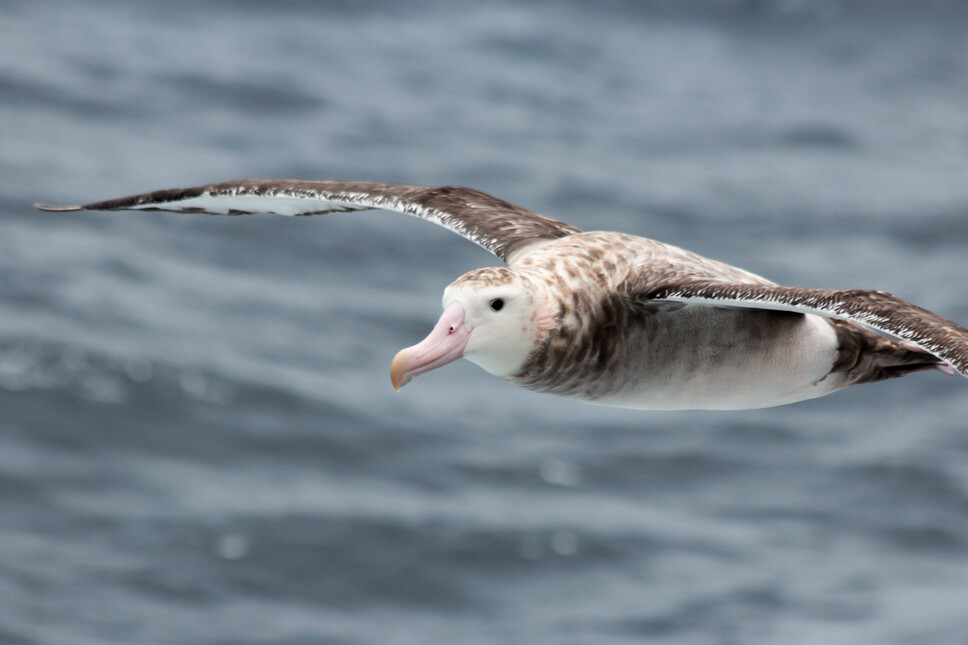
[36,180,968,410]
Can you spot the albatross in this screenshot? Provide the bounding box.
[36,180,968,410]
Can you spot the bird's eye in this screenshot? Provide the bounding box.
[489,298,505,312]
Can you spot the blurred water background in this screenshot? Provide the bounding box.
[2,1,968,643]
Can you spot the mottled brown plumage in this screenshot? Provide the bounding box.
[500,232,950,407]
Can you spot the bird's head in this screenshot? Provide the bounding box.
[390,268,550,390]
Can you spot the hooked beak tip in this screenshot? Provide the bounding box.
[390,349,413,391]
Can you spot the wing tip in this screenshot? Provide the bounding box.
[34,202,84,212]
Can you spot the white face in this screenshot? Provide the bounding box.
[442,280,537,377]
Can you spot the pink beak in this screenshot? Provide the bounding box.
[390,302,471,390]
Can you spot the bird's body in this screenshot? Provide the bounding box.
[460,231,933,409]
[36,180,968,410]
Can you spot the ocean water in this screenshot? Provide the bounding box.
[2,1,968,643]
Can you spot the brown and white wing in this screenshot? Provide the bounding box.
[642,280,968,376]
[35,179,581,263]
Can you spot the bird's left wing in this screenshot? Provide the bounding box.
[641,280,968,376]
[36,179,581,263]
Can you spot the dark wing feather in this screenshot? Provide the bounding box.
[644,280,968,376]
[35,179,581,263]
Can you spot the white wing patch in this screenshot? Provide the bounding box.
[128,192,369,216]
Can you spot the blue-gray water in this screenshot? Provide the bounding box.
[3,1,968,643]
